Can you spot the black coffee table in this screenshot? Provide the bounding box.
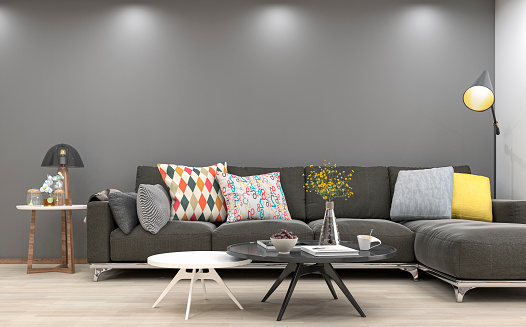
[227,240,397,321]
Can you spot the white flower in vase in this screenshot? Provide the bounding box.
[40,173,65,205]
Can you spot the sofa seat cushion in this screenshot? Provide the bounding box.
[212,220,314,251]
[402,219,526,279]
[308,218,415,263]
[110,221,216,262]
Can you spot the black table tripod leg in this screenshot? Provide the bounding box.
[262,262,296,302]
[323,263,366,317]
[322,273,338,299]
[277,263,302,321]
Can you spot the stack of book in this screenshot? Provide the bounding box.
[300,245,359,256]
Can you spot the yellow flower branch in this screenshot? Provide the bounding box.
[304,161,354,203]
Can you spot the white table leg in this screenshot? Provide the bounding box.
[209,268,243,310]
[200,269,208,299]
[185,269,197,320]
[152,268,187,308]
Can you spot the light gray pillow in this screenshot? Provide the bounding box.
[390,167,454,222]
[137,184,170,234]
[108,192,138,235]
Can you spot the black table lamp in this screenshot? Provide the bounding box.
[41,143,84,204]
[463,70,499,198]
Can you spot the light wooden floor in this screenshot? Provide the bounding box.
[1,264,526,326]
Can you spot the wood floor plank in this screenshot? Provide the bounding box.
[1,264,525,326]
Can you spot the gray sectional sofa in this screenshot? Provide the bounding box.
[87,165,526,302]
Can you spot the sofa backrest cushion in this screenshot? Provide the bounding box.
[136,166,169,194]
[388,165,471,199]
[228,166,306,221]
[305,166,391,221]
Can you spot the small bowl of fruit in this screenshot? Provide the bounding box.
[270,229,298,254]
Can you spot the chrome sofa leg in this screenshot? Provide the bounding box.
[94,268,112,282]
[399,266,419,281]
[454,286,474,303]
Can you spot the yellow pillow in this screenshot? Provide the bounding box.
[451,173,492,222]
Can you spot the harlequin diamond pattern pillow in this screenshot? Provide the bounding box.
[215,171,292,223]
[157,163,227,222]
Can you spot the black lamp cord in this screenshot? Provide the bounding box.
[491,105,499,199]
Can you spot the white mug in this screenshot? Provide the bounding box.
[357,235,381,250]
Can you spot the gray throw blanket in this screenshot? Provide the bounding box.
[88,188,122,202]
[84,188,122,223]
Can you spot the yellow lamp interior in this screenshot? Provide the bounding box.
[463,86,495,111]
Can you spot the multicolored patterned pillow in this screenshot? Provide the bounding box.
[157,163,227,222]
[215,171,292,223]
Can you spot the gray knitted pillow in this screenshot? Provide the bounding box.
[137,184,170,234]
[390,167,454,221]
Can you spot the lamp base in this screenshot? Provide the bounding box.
[57,166,71,205]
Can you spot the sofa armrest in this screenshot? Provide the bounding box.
[87,201,117,263]
[492,199,526,224]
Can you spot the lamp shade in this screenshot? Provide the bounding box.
[463,70,495,112]
[41,143,84,168]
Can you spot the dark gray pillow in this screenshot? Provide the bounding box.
[137,184,170,234]
[390,167,454,222]
[108,192,138,235]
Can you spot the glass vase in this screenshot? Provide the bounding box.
[44,194,55,206]
[319,201,340,245]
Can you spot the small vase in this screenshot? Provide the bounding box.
[319,201,340,245]
[44,194,55,206]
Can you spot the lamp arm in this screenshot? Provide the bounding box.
[491,106,500,135]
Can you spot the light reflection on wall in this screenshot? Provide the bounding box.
[400,4,445,37]
[110,5,159,44]
[106,5,162,64]
[251,5,304,52]
[0,7,12,43]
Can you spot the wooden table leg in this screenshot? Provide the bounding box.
[66,210,75,273]
[26,209,74,274]
[27,210,36,273]
[61,210,67,266]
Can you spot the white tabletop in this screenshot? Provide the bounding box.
[16,205,87,211]
[148,251,252,269]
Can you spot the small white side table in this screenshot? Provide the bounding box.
[16,205,87,274]
[148,251,251,320]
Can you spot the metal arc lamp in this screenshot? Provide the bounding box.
[41,143,84,204]
[463,70,499,198]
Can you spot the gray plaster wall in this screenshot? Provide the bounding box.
[0,0,494,259]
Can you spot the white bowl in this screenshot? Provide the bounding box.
[270,237,298,254]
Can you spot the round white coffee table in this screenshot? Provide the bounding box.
[148,251,251,320]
